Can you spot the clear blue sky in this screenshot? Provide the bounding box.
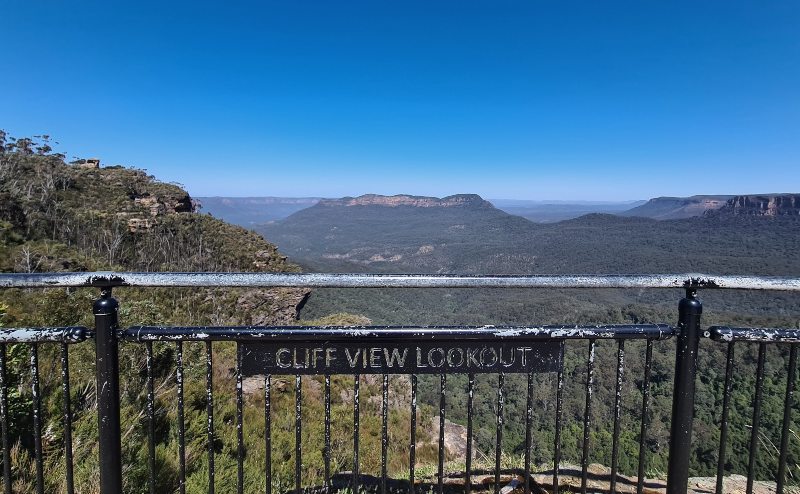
[2,1,798,200]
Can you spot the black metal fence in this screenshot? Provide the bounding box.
[1,272,799,494]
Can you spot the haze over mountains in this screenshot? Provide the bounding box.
[197,196,321,226]
[202,193,800,228]
[198,195,646,224]
[248,193,800,276]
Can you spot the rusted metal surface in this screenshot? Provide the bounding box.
[121,324,673,342]
[3,271,800,290]
[707,326,800,343]
[0,327,91,344]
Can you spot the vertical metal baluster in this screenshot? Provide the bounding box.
[636,340,653,494]
[0,344,10,494]
[176,341,186,494]
[777,344,798,494]
[524,372,533,494]
[667,289,703,494]
[716,342,735,494]
[381,373,389,494]
[295,374,302,494]
[206,341,215,494]
[438,373,446,494]
[637,340,653,494]
[146,341,156,494]
[31,344,44,494]
[610,340,625,494]
[264,374,272,494]
[747,344,767,494]
[466,373,475,494]
[61,343,74,494]
[93,288,122,493]
[409,374,417,494]
[353,374,360,494]
[495,372,505,494]
[581,340,596,494]
[324,374,331,490]
[236,344,244,494]
[553,341,565,493]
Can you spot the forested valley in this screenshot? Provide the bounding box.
[1,131,799,492]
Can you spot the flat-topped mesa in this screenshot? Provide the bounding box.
[318,193,493,208]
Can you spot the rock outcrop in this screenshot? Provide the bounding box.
[716,194,800,216]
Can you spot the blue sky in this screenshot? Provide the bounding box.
[2,1,798,200]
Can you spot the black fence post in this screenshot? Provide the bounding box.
[94,288,122,493]
[666,287,702,494]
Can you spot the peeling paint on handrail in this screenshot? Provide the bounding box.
[0,327,92,344]
[120,324,674,342]
[1,272,799,290]
[706,326,800,343]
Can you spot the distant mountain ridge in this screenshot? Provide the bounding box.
[620,193,800,219]
[318,193,492,208]
[619,195,733,219]
[259,193,537,272]
[259,192,800,275]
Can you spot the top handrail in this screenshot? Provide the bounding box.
[1,272,799,290]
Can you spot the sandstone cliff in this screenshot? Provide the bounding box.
[716,194,800,216]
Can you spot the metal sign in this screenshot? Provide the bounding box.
[241,341,561,375]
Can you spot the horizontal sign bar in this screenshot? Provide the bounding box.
[2,272,799,291]
[707,326,800,343]
[120,324,674,342]
[0,327,92,344]
[241,341,562,375]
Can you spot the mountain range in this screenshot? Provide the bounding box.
[255,193,800,275]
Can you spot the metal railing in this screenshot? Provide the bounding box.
[0,272,799,494]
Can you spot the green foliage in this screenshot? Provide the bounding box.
[0,133,369,493]
[287,199,800,483]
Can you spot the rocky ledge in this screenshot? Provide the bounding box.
[718,194,800,216]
